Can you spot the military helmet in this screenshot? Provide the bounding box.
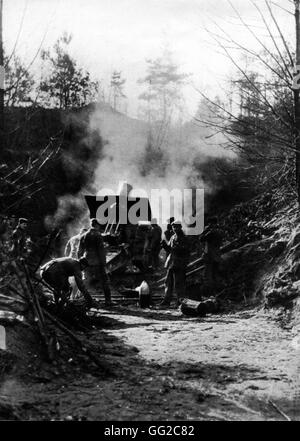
[18,217,28,225]
[90,218,100,228]
[171,220,182,228]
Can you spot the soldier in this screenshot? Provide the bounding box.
[160,220,190,307]
[162,217,175,264]
[164,217,175,242]
[150,218,162,269]
[78,218,112,306]
[199,216,223,291]
[40,256,93,308]
[11,218,31,259]
[65,227,87,258]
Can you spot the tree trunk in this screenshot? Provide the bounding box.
[0,0,4,150]
[295,0,300,202]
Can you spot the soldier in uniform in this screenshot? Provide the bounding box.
[78,218,112,306]
[164,217,175,242]
[65,227,87,258]
[11,218,31,259]
[40,256,93,308]
[160,220,190,307]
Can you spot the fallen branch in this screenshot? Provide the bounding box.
[42,309,112,374]
[21,261,57,361]
[268,400,292,421]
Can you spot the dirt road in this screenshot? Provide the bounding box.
[1,306,299,421]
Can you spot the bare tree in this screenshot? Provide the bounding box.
[195,0,296,198]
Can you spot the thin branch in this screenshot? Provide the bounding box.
[4,22,50,94]
[251,0,293,76]
[269,1,294,16]
[229,0,293,80]
[206,30,292,131]
[208,18,291,87]
[4,0,29,67]
[2,187,45,214]
[265,0,294,68]
[193,88,295,152]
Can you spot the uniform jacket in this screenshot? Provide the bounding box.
[164,231,190,269]
[78,227,106,266]
[41,257,89,296]
[164,228,174,242]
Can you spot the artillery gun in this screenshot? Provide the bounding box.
[84,182,152,275]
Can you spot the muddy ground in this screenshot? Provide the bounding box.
[1,304,300,421]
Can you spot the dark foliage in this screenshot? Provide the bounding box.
[1,104,103,236]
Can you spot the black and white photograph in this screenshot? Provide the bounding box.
[0,0,299,424]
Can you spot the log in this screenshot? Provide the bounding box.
[180,298,207,317]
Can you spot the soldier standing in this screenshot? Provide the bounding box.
[78,218,112,306]
[160,220,190,307]
[164,217,175,242]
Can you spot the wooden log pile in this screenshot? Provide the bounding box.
[0,221,112,372]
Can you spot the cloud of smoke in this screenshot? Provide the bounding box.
[43,106,103,236]
[46,99,235,240]
[89,102,233,225]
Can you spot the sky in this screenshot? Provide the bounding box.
[2,0,295,119]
